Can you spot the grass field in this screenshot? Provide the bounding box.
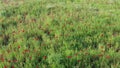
[0,0,120,68]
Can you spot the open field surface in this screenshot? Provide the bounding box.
[0,0,120,68]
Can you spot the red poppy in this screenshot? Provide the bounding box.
[11,65,14,68]
[43,56,47,60]
[0,57,4,62]
[13,59,17,63]
[67,56,72,59]
[77,60,81,62]
[4,66,7,68]
[106,55,110,59]
[24,49,30,53]
[18,45,20,49]
[22,29,25,32]
[8,60,11,63]
[30,56,32,60]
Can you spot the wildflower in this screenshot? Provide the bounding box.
[0,57,4,62]
[106,55,110,59]
[30,56,32,60]
[67,56,72,59]
[43,56,47,60]
[13,59,17,63]
[18,45,20,49]
[22,29,25,32]
[8,60,11,63]
[4,66,7,68]
[11,65,14,68]
[77,60,81,62]
[25,49,29,52]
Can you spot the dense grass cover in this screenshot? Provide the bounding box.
[0,0,120,68]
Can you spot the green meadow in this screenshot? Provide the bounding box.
[0,0,120,68]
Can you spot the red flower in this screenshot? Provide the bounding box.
[106,55,110,59]
[67,56,72,58]
[18,45,20,49]
[4,65,7,68]
[77,60,81,62]
[22,29,25,32]
[43,56,47,60]
[13,59,17,63]
[24,49,30,53]
[8,60,11,63]
[11,65,14,68]
[0,57,4,62]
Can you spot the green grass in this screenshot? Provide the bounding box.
[0,0,120,68]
